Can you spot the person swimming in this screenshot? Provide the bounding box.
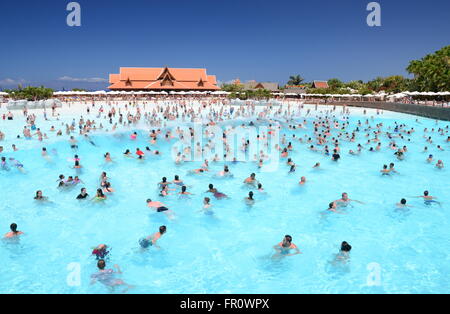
[380,164,390,175]
[243,173,257,186]
[198,197,214,215]
[299,176,306,185]
[413,190,441,206]
[92,244,110,260]
[146,199,174,219]
[333,192,364,208]
[326,202,345,214]
[139,225,166,249]
[332,241,352,264]
[158,177,170,189]
[101,181,115,193]
[179,185,193,196]
[218,165,233,177]
[123,149,133,157]
[436,160,444,169]
[76,188,89,199]
[1,157,10,171]
[396,198,413,208]
[93,189,106,201]
[207,184,228,199]
[172,175,184,186]
[104,152,113,163]
[90,259,132,293]
[8,158,25,172]
[136,148,145,159]
[244,191,255,205]
[34,190,48,201]
[273,235,301,257]
[4,223,24,238]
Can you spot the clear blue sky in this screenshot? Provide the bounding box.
[0,0,449,90]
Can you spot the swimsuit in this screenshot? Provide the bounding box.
[139,238,152,248]
[214,191,226,199]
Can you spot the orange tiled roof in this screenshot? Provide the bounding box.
[108,67,220,90]
[313,80,329,89]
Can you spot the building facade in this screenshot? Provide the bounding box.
[109,67,220,91]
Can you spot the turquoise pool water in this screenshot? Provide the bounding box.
[0,105,449,293]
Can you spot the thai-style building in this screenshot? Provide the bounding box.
[108,67,220,91]
[311,80,329,89]
[241,80,279,92]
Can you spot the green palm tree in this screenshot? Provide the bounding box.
[287,75,304,85]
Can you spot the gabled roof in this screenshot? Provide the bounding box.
[242,81,279,92]
[108,67,220,90]
[312,80,329,89]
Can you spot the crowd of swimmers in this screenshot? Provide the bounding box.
[1,98,448,292]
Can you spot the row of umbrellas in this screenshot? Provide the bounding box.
[52,90,231,96]
[387,91,450,98]
[2,90,449,98]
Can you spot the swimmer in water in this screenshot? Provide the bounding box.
[158,177,170,189]
[435,160,444,169]
[326,202,345,214]
[123,149,133,158]
[257,183,266,193]
[218,165,233,177]
[380,164,390,175]
[8,158,25,173]
[289,164,296,173]
[299,176,306,185]
[243,173,257,186]
[139,225,166,249]
[34,190,48,201]
[331,241,352,265]
[90,259,133,293]
[396,198,413,208]
[198,197,214,215]
[244,191,255,206]
[76,188,89,200]
[273,235,301,257]
[92,189,107,201]
[333,192,364,208]
[84,134,96,146]
[101,181,115,193]
[389,163,399,174]
[135,148,145,159]
[412,190,441,207]
[172,175,184,186]
[179,185,193,196]
[91,244,110,260]
[190,167,208,174]
[159,184,175,196]
[104,152,113,163]
[206,184,228,199]
[4,223,24,238]
[146,199,174,219]
[1,157,10,171]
